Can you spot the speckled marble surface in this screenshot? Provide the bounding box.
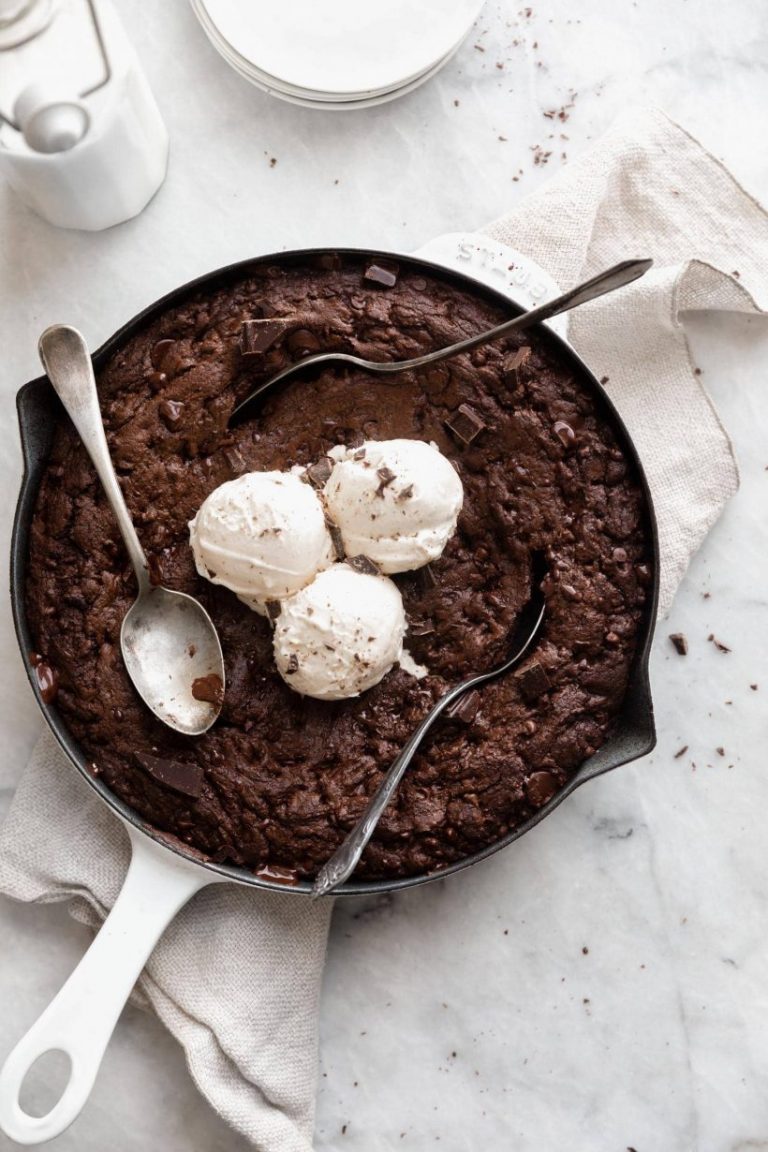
[1,1,767,1149]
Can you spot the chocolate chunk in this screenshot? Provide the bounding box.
[553,420,576,448]
[514,659,551,702]
[503,345,531,384]
[286,328,321,356]
[669,632,688,656]
[223,445,247,473]
[159,399,184,429]
[148,371,167,392]
[376,466,396,495]
[325,515,345,559]
[255,863,300,885]
[446,689,481,725]
[265,600,282,621]
[150,339,176,369]
[708,633,731,653]
[134,752,204,799]
[524,770,558,807]
[240,318,294,357]
[191,674,224,707]
[285,653,299,675]
[305,456,334,488]
[345,555,381,576]
[363,259,399,288]
[445,404,486,446]
[31,654,59,704]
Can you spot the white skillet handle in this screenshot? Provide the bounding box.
[0,828,213,1145]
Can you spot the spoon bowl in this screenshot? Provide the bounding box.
[38,324,225,737]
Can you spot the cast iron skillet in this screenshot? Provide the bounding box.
[0,247,658,1144]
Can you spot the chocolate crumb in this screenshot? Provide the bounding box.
[716,746,725,757]
[396,483,414,502]
[191,674,224,707]
[363,259,399,288]
[134,752,204,799]
[445,404,487,446]
[708,634,731,653]
[669,633,688,656]
[750,684,758,691]
[345,555,381,576]
[674,745,688,759]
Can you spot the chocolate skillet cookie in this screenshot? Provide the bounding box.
[26,254,652,881]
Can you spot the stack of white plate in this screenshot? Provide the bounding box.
[190,0,486,111]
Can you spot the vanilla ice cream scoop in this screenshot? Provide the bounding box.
[189,471,334,613]
[272,563,406,700]
[324,439,463,574]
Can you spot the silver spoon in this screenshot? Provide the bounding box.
[231,258,652,422]
[312,566,548,897]
[38,325,225,736]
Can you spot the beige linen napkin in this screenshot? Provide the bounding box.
[1,106,767,1149]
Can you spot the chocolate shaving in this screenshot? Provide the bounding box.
[345,555,381,576]
[223,445,247,474]
[134,752,204,799]
[325,515,345,559]
[363,259,400,288]
[191,674,224,706]
[305,456,334,488]
[265,600,282,621]
[446,689,481,725]
[376,466,396,495]
[240,318,295,357]
[445,404,486,446]
[674,745,688,759]
[708,633,731,653]
[396,483,414,502]
[524,770,558,807]
[669,633,688,656]
[503,345,531,385]
[353,447,367,461]
[514,659,551,702]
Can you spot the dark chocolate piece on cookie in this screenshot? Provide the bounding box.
[445,404,486,445]
[514,660,551,702]
[134,752,204,799]
[503,345,531,385]
[363,259,400,288]
[240,318,295,357]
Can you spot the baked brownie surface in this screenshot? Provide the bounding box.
[26,255,652,880]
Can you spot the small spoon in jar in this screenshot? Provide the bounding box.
[39,325,225,736]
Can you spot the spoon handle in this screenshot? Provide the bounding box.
[38,325,150,593]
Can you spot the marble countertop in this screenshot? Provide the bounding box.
[1,1,767,1149]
